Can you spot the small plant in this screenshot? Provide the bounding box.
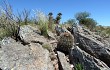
[39,22,49,37]
[42,43,52,52]
[57,32,74,53]
[74,63,84,70]
[0,28,7,40]
[33,10,49,37]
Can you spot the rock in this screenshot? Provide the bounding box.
[75,32,110,67]
[72,46,110,70]
[73,25,110,67]
[19,25,48,44]
[50,52,59,70]
[47,30,56,40]
[55,25,65,36]
[105,38,110,44]
[42,43,53,52]
[50,52,57,60]
[0,37,54,70]
[0,41,1,48]
[57,51,71,70]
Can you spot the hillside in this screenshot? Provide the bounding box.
[0,2,110,70]
[0,24,110,70]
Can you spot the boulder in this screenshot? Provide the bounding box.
[105,38,110,44]
[19,25,48,44]
[0,37,54,70]
[75,32,110,67]
[47,30,56,40]
[72,46,110,70]
[73,25,110,67]
[57,51,71,70]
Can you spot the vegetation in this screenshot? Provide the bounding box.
[75,11,90,21]
[34,10,49,37]
[79,18,97,30]
[57,32,74,52]
[75,11,97,30]
[42,43,52,52]
[0,1,19,40]
[55,13,62,24]
[63,19,76,28]
[0,1,109,40]
[74,63,84,70]
[74,11,110,37]
[48,12,53,30]
[95,25,110,37]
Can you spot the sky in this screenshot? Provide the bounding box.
[0,0,110,26]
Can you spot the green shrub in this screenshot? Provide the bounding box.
[0,2,19,40]
[39,21,48,37]
[74,63,84,70]
[0,28,7,40]
[34,10,49,37]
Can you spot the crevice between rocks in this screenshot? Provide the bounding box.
[54,49,63,70]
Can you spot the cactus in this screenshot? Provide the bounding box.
[57,32,74,53]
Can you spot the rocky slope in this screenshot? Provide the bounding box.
[0,25,110,70]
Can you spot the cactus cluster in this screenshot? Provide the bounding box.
[57,32,74,53]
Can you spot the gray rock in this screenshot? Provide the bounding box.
[0,41,1,48]
[0,37,54,70]
[72,46,110,70]
[75,32,110,67]
[57,51,71,70]
[106,38,110,48]
[19,25,47,44]
[47,31,56,40]
[73,25,110,67]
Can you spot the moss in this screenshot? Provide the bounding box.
[42,43,52,52]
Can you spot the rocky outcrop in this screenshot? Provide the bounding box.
[0,37,54,70]
[0,24,110,70]
[19,25,48,45]
[57,51,71,70]
[47,30,56,40]
[105,38,110,45]
[72,46,110,70]
[72,25,110,67]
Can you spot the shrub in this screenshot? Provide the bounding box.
[75,12,97,31]
[0,1,19,40]
[0,28,7,40]
[33,10,49,37]
[74,63,84,70]
[39,21,48,37]
[16,9,31,26]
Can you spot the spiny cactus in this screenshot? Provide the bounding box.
[57,32,74,53]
